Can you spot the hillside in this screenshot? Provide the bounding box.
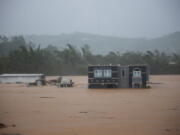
[22,32,180,54]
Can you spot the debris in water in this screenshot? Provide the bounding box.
[165,128,171,132]
[0,123,7,128]
[40,97,54,98]
[12,124,16,127]
[79,111,88,113]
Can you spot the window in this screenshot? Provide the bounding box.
[133,71,141,77]
[94,69,103,78]
[103,69,112,78]
[94,69,112,78]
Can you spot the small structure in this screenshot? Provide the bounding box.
[88,65,149,88]
[0,74,45,84]
[57,76,74,87]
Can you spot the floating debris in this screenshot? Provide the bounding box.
[79,111,88,113]
[0,123,7,129]
[40,97,54,98]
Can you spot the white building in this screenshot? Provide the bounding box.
[0,74,45,83]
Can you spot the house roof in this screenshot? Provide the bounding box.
[0,74,44,77]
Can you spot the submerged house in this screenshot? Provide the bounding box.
[88,65,149,88]
[0,74,45,83]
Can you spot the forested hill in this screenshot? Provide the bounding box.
[0,35,180,74]
[24,32,180,54]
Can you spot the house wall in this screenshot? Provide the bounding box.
[118,66,129,88]
[88,66,119,88]
[88,65,148,88]
[129,65,147,88]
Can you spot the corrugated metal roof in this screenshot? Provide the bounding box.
[0,74,44,77]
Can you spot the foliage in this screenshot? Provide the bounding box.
[0,36,180,75]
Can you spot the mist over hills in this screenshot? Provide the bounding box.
[24,31,180,54]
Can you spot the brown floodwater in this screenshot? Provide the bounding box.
[0,75,180,135]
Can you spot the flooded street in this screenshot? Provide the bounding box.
[0,75,180,135]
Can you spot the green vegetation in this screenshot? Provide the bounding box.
[0,36,180,75]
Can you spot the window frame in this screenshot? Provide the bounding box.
[103,69,112,78]
[94,69,112,78]
[94,69,103,78]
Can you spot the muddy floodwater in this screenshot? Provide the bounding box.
[0,75,180,135]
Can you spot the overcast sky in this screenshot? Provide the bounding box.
[0,0,180,38]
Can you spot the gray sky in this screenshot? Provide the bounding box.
[0,0,180,38]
